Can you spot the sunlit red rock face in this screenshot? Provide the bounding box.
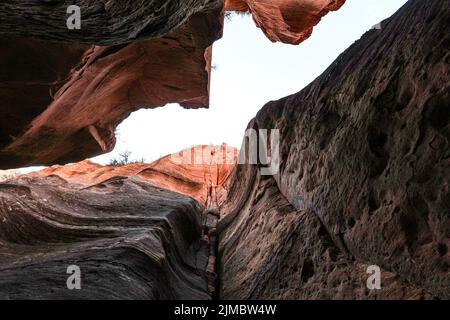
[219,0,450,299]
[30,144,238,207]
[0,4,223,169]
[225,0,346,44]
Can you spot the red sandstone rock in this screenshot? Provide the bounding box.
[30,144,238,206]
[225,0,346,44]
[2,0,445,302]
[0,5,223,169]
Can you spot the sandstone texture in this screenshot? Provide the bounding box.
[219,0,449,299]
[225,0,346,44]
[0,0,447,301]
[0,4,223,169]
[30,144,238,206]
[0,175,211,299]
[0,0,223,46]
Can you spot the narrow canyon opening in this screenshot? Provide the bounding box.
[0,0,448,301]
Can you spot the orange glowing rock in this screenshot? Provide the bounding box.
[30,144,238,207]
[225,0,346,44]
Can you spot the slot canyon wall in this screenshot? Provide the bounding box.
[0,0,349,300]
[0,0,448,300]
[218,0,449,299]
[0,174,212,299]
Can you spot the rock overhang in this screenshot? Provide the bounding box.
[0,0,346,169]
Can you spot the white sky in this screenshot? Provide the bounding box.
[22,0,409,172]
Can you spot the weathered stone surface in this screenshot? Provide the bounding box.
[30,144,238,206]
[219,167,434,299]
[0,5,223,169]
[225,0,345,44]
[0,0,223,46]
[0,174,211,299]
[1,0,447,301]
[219,0,449,299]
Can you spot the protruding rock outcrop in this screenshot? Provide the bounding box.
[1,0,447,301]
[225,0,346,44]
[30,144,238,206]
[219,0,449,299]
[0,4,223,169]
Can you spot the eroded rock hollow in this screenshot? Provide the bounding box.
[0,0,448,300]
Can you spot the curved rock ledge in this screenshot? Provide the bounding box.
[0,0,346,169]
[30,144,238,206]
[0,145,235,299]
[0,175,211,299]
[219,0,449,299]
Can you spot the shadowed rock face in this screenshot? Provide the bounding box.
[0,175,211,299]
[225,0,346,44]
[219,168,435,299]
[0,0,223,46]
[0,0,448,301]
[219,0,450,299]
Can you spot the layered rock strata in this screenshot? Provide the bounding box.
[0,4,223,169]
[0,145,234,299]
[30,144,238,206]
[0,0,223,46]
[0,175,211,299]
